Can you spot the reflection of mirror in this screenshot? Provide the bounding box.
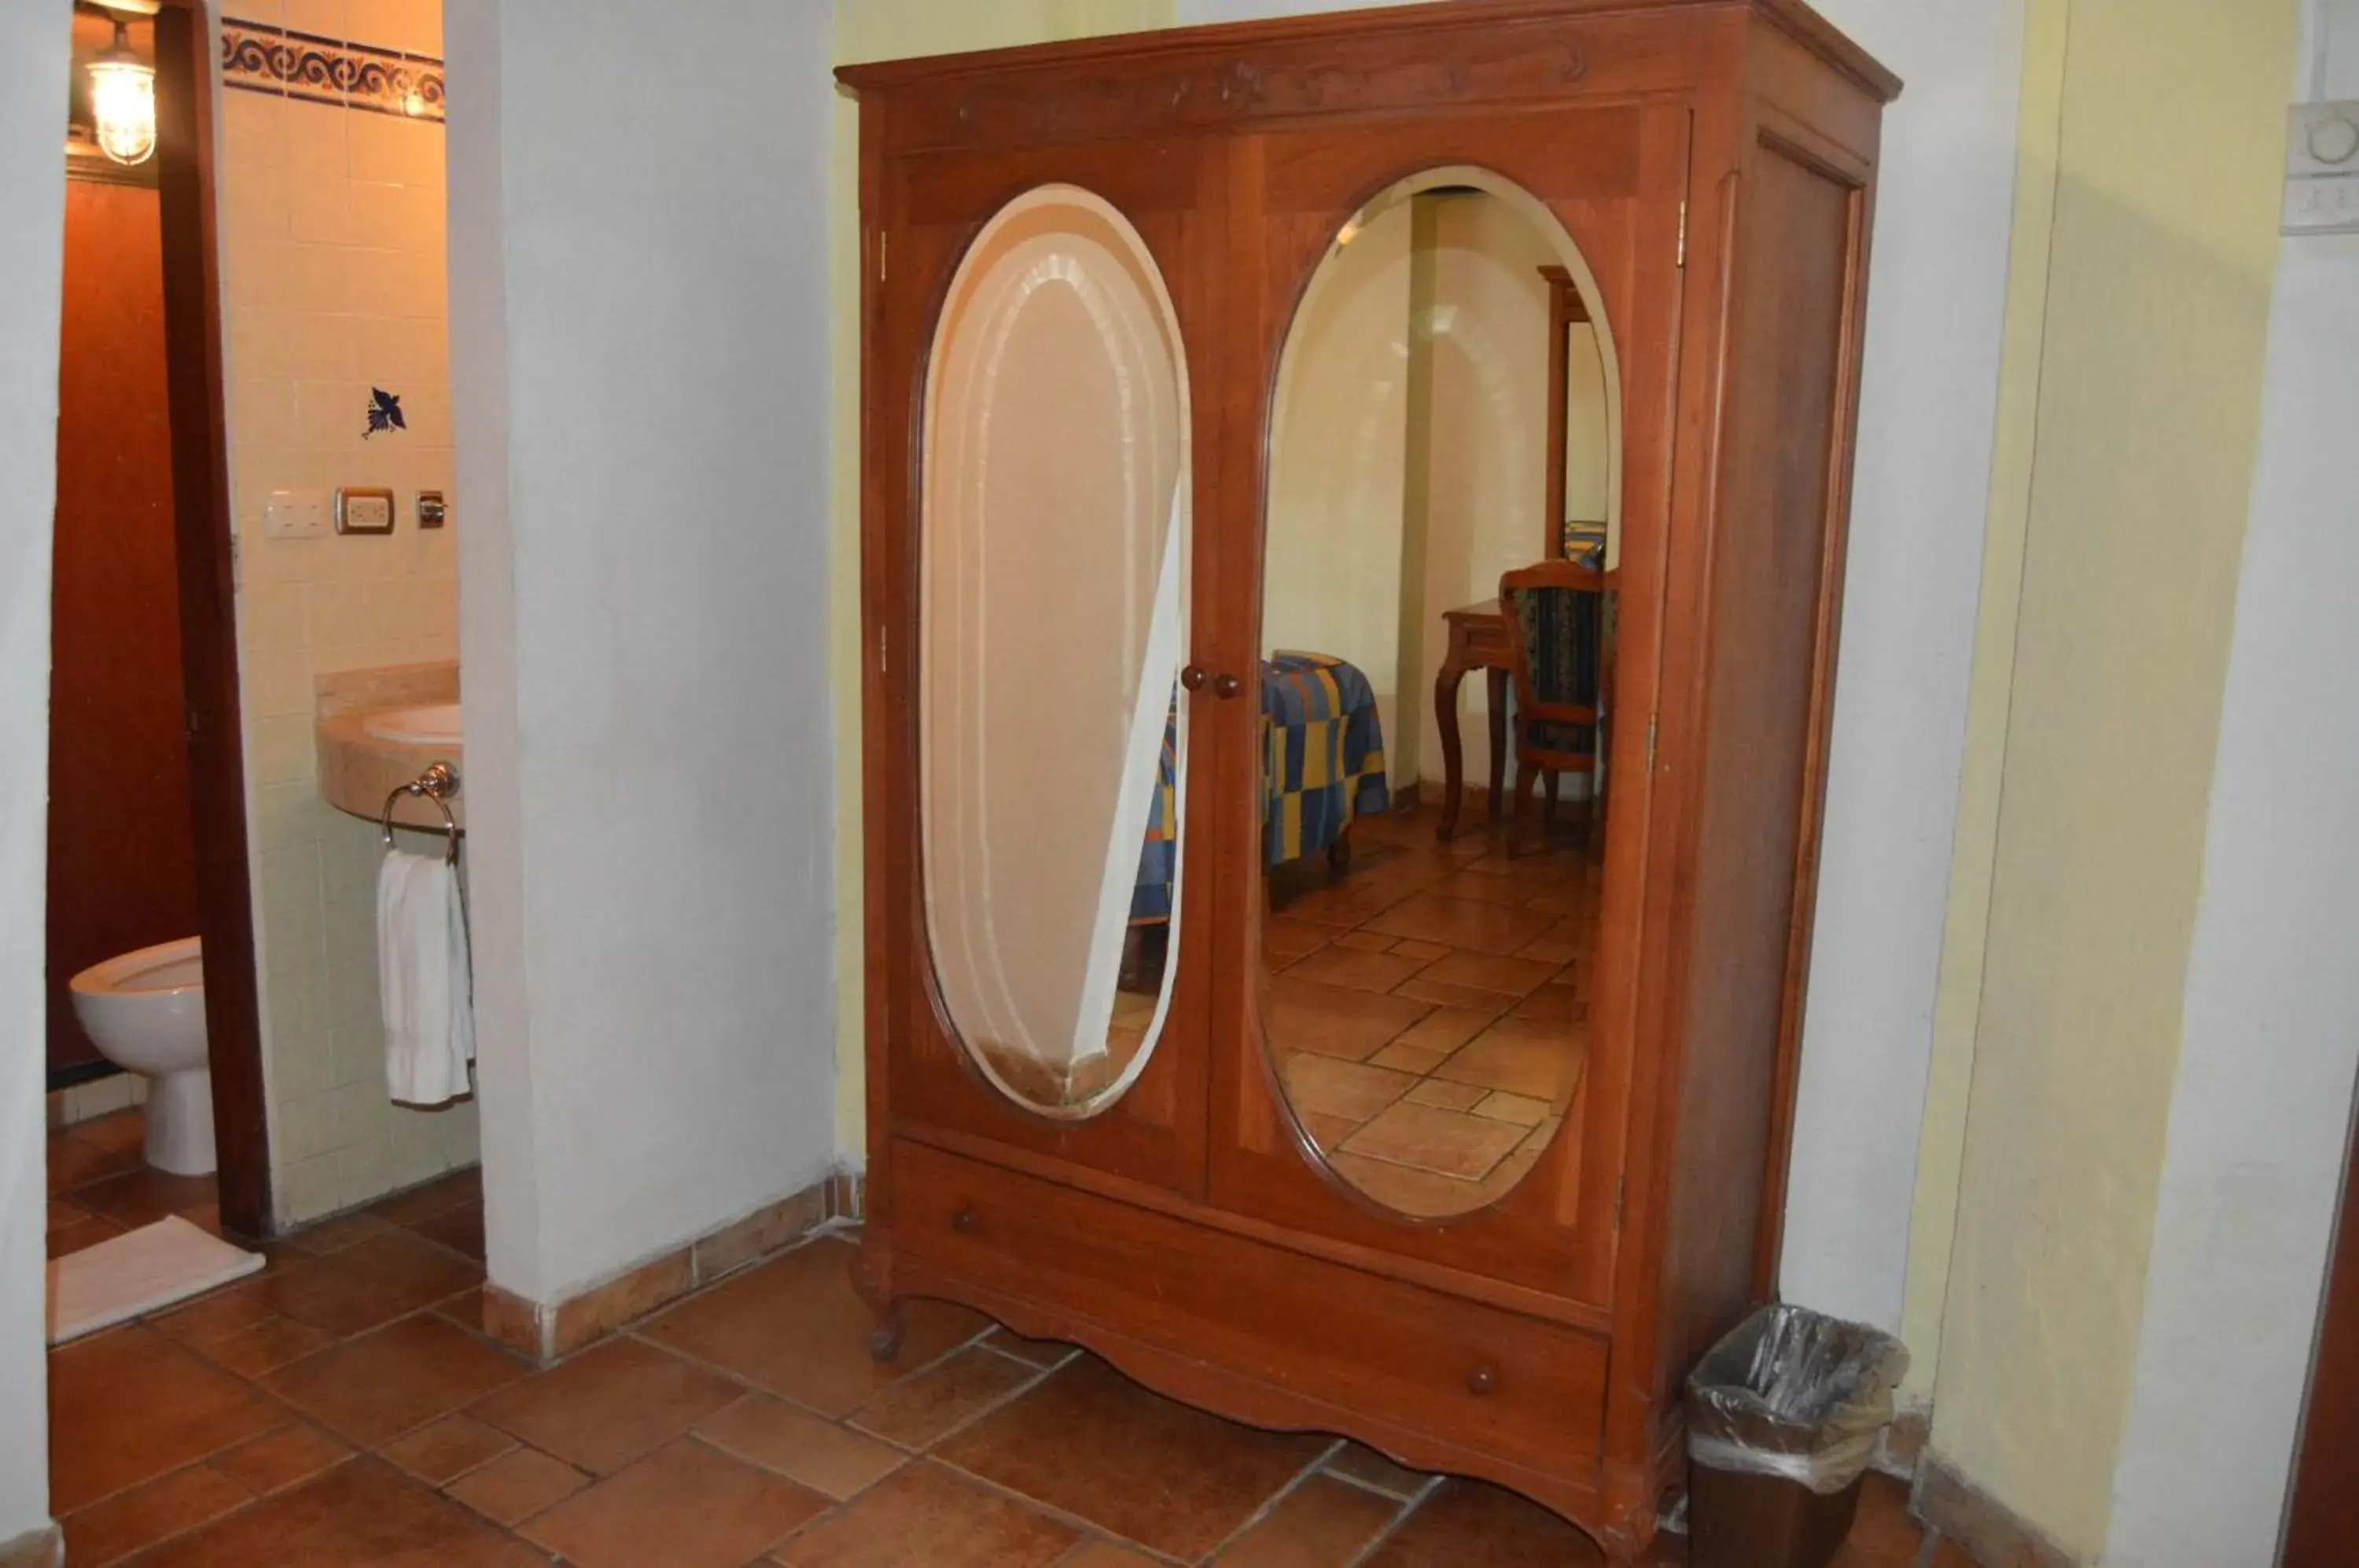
[920,185,1189,1119]
[1258,169,1615,1218]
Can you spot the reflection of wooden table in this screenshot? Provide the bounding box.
[1433,599,1514,840]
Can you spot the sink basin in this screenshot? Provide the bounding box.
[362,702,463,746]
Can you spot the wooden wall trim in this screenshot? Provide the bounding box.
[153,0,271,1238]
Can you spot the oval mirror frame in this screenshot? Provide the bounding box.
[917,183,1193,1122]
[1257,165,1620,1219]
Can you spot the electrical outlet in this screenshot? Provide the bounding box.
[335,486,396,535]
[262,488,326,539]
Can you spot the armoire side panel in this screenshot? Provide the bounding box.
[1658,132,1863,1388]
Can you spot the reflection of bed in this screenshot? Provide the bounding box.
[1130,651,1389,925]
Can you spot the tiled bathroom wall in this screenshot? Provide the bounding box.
[215,0,475,1224]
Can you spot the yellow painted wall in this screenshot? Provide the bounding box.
[830,0,1176,1157]
[1912,0,2297,1554]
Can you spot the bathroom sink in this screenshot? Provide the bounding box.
[362,702,463,746]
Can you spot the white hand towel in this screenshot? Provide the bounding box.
[377,849,476,1106]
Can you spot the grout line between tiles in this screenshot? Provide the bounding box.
[1186,1436,1349,1565]
[1339,1470,1449,1568]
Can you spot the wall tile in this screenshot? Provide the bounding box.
[219,6,469,1223]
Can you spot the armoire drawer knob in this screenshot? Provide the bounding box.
[951,1205,977,1235]
[1181,665,1210,690]
[1466,1364,1500,1397]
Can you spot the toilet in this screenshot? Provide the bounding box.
[68,937,214,1177]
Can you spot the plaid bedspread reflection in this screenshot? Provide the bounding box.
[1130,651,1389,925]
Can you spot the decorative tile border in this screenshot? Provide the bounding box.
[222,18,444,122]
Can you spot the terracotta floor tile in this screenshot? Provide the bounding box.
[1275,874,1422,928]
[49,1132,143,1194]
[68,1168,220,1228]
[521,1437,828,1568]
[770,1461,1079,1568]
[1214,1473,1400,1566]
[129,1456,548,1568]
[849,1345,1040,1448]
[1366,1041,1449,1076]
[60,1462,252,1568]
[1404,1078,1489,1112]
[445,1445,590,1526]
[1361,1478,1606,1566]
[265,1314,527,1447]
[639,1238,988,1418]
[1363,893,1558,955]
[1474,1090,1555,1127]
[1511,980,1584,1025]
[409,1201,487,1261]
[471,1334,747,1474]
[1338,1099,1526,1180]
[186,1314,339,1379]
[254,1232,483,1338]
[1263,978,1430,1063]
[380,1412,518,1485]
[697,1393,907,1500]
[937,1357,1328,1560]
[77,1110,152,1154]
[1279,1053,1417,1124]
[49,1327,283,1514]
[1408,949,1562,1003]
[49,1212,125,1258]
[1328,929,1393,953]
[1297,1109,1365,1149]
[149,1279,276,1349]
[210,1423,351,1496]
[1386,975,1519,1014]
[370,1167,484,1228]
[1321,1152,1492,1218]
[1432,1017,1584,1102]
[1264,915,1338,963]
[1058,1545,1162,1568]
[1386,1005,1498,1058]
[280,1212,396,1257]
[1283,944,1436,995]
[1323,1441,1433,1500]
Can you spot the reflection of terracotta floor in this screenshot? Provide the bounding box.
[1267,803,1598,1217]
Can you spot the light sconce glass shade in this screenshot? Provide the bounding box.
[89,24,156,167]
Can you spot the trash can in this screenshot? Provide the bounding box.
[1684,1304,1909,1568]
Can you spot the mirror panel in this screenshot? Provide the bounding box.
[920,184,1190,1119]
[1259,170,1614,1217]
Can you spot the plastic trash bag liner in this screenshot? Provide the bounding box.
[1685,1305,1909,1496]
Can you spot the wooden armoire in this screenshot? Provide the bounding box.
[841,2,1895,1556]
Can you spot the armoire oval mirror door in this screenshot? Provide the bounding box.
[1257,167,1620,1219]
[918,182,1192,1120]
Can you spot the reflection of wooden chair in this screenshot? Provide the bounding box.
[1499,560,1613,856]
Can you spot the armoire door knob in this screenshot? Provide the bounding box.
[951,1205,977,1235]
[1213,673,1243,700]
[1181,665,1210,691]
[1466,1364,1500,1396]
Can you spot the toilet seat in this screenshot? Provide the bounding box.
[71,936,204,999]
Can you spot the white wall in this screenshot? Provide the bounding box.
[1771,0,2023,1330]
[0,2,69,1540]
[445,0,838,1303]
[1180,0,2027,1335]
[2103,9,2359,1559]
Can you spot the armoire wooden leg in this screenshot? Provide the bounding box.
[867,1301,909,1363]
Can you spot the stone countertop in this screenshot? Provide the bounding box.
[315,661,466,837]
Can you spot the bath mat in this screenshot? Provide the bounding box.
[46,1216,265,1345]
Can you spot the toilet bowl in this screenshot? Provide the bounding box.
[68,937,214,1176]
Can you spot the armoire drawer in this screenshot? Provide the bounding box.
[891,1138,1610,1477]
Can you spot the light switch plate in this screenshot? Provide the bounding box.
[2286,101,2359,234]
[335,486,396,536]
[262,488,326,539]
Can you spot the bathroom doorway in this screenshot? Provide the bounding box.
[46,0,269,1239]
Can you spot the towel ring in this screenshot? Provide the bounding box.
[381,761,462,865]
